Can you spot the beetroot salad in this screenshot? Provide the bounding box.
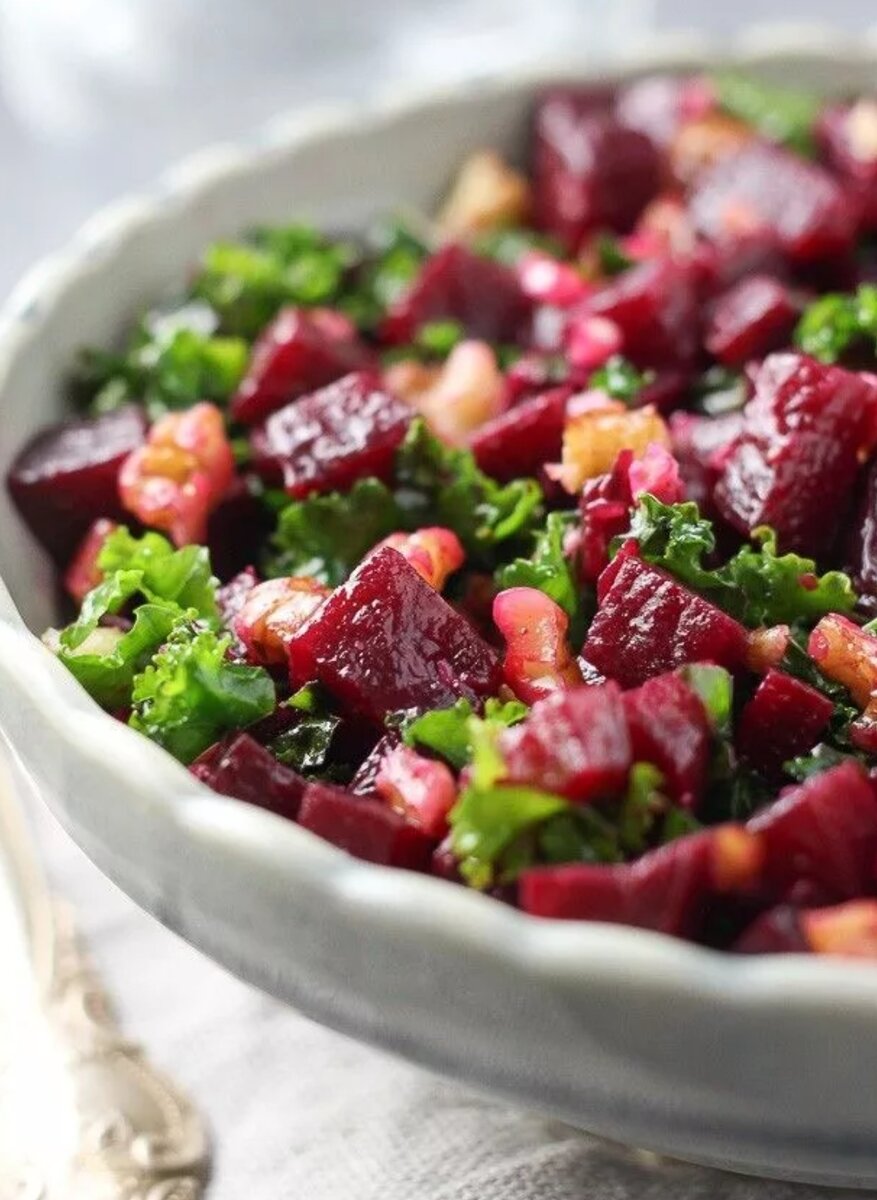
[11,73,877,958]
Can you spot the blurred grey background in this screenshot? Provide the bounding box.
[0,0,874,301]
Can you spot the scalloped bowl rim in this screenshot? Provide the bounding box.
[3,26,877,1019]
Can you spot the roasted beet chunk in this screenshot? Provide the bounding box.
[736,669,833,780]
[191,732,306,822]
[732,904,809,954]
[469,387,568,481]
[520,824,761,935]
[499,684,631,802]
[250,371,411,497]
[622,673,710,806]
[380,244,533,345]
[288,547,502,723]
[297,781,434,869]
[532,92,662,251]
[669,410,745,513]
[582,555,748,689]
[231,307,373,426]
[714,353,876,555]
[705,275,798,366]
[583,259,700,369]
[846,457,877,611]
[817,101,877,232]
[689,141,858,263]
[7,405,147,561]
[747,762,877,900]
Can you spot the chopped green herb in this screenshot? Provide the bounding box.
[130,622,275,764]
[402,696,527,770]
[473,226,563,266]
[784,742,862,782]
[678,664,734,736]
[618,762,667,854]
[265,478,400,585]
[395,419,543,566]
[415,319,465,358]
[713,72,820,156]
[595,233,634,277]
[590,355,651,404]
[795,284,877,363]
[626,496,858,628]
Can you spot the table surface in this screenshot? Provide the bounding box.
[3,4,877,1195]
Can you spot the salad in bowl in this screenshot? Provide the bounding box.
[10,67,877,962]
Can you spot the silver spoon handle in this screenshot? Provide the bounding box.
[0,748,210,1199]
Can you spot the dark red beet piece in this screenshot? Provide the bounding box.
[498,684,631,803]
[714,353,876,555]
[206,477,271,581]
[622,673,710,806]
[469,387,568,481]
[817,103,877,232]
[502,353,573,407]
[532,93,663,251]
[705,275,798,366]
[349,734,397,797]
[736,669,833,781]
[670,411,745,514]
[582,555,748,689]
[732,905,809,954]
[520,824,756,935]
[297,781,434,869]
[250,371,411,498]
[846,457,877,612]
[582,259,700,369]
[190,732,306,822]
[7,405,147,562]
[380,244,533,346]
[747,762,877,901]
[288,547,502,724]
[689,141,858,263]
[230,307,373,425]
[578,449,634,583]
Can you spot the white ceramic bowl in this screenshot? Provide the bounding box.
[4,32,877,1189]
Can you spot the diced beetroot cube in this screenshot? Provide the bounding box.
[469,386,568,481]
[190,732,306,822]
[634,369,692,414]
[532,92,663,251]
[250,371,411,497]
[670,410,745,512]
[689,142,858,263]
[578,449,634,583]
[817,102,877,232]
[288,547,502,723]
[380,244,533,346]
[230,307,373,426]
[349,734,397,797]
[747,761,877,900]
[499,684,631,802]
[7,405,147,561]
[297,780,434,869]
[714,353,877,555]
[206,477,271,581]
[520,823,761,935]
[582,259,700,369]
[705,275,798,366]
[622,673,710,806]
[732,905,808,954]
[502,352,574,407]
[846,457,877,611]
[736,669,833,780]
[615,74,714,146]
[582,555,748,689]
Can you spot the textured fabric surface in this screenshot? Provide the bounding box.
[21,792,871,1199]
